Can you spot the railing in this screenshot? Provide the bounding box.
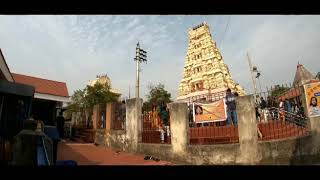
[189,124,239,145]
[187,100,239,145]
[112,120,124,130]
[141,111,171,144]
[255,83,309,141]
[112,102,126,130]
[257,107,309,141]
[96,104,106,130]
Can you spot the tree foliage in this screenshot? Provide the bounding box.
[84,83,118,108]
[143,83,172,111]
[270,85,290,98]
[65,89,86,119]
[66,82,119,116]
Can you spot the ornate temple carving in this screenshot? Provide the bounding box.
[177,22,245,102]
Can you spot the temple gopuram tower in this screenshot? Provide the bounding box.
[177,22,245,102]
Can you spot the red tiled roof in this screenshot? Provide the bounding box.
[0,48,14,82]
[12,73,69,97]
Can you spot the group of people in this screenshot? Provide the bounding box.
[190,87,307,127]
[255,96,305,123]
[144,102,170,143]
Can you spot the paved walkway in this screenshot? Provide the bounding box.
[57,143,174,165]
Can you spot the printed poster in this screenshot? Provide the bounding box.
[193,99,227,123]
[304,82,320,117]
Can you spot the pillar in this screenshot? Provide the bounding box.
[106,102,113,131]
[235,95,260,164]
[168,102,189,158]
[125,98,142,152]
[92,104,99,130]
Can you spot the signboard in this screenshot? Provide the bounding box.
[304,82,320,117]
[192,99,227,123]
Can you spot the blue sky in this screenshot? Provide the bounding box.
[0,15,319,100]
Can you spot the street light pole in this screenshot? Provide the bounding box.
[134,42,147,98]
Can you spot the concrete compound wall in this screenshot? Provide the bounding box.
[134,143,240,165]
[94,99,142,153]
[125,98,142,152]
[95,129,128,151]
[258,135,320,165]
[93,97,320,165]
[236,95,260,164]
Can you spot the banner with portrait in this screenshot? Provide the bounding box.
[192,99,227,123]
[304,82,320,117]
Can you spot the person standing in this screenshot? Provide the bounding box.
[100,111,105,129]
[225,88,237,126]
[284,98,292,121]
[260,97,267,122]
[159,102,170,143]
[279,99,285,122]
[151,104,158,129]
[271,97,278,120]
[56,111,65,140]
[284,98,291,112]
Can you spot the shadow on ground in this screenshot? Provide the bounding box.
[57,143,99,165]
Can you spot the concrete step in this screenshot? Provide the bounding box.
[70,136,94,143]
[76,134,89,139]
[70,137,86,143]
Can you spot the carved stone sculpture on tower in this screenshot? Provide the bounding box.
[177,22,245,102]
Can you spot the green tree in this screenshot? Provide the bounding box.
[64,89,86,119]
[270,85,290,98]
[143,83,172,111]
[84,83,118,108]
[66,83,119,117]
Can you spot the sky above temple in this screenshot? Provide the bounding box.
[0,15,319,100]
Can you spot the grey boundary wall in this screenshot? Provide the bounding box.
[94,94,320,165]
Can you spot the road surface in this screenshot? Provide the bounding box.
[57,143,174,165]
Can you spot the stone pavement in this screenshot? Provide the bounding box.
[57,143,174,165]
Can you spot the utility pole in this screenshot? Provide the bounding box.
[134,42,147,98]
[256,72,262,94]
[129,85,131,99]
[247,52,258,102]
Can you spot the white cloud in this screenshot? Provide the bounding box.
[0,15,319,101]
